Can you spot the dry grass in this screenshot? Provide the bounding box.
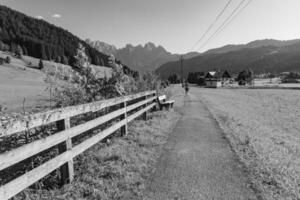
[199,88,300,200]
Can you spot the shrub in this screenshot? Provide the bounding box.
[5,56,11,64]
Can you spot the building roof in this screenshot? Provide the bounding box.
[205,70,231,79]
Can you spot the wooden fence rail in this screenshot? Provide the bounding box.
[0,90,156,200]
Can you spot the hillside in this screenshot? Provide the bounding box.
[86,40,199,72]
[203,39,300,55]
[0,5,137,75]
[0,51,47,113]
[0,50,112,113]
[156,39,300,79]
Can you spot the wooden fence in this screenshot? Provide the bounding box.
[0,90,156,200]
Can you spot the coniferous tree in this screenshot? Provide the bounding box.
[38,59,44,70]
[55,56,61,63]
[62,56,69,65]
[22,46,28,55]
[16,45,23,58]
[0,40,5,51]
[40,44,47,60]
[10,43,17,55]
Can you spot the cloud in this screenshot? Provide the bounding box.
[35,15,44,20]
[52,14,61,18]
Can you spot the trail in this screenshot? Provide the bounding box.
[144,87,257,200]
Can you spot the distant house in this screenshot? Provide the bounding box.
[222,70,231,85]
[205,70,231,88]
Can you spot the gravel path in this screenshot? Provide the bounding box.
[144,87,258,200]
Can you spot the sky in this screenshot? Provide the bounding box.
[1,0,300,54]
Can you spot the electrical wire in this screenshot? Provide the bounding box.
[190,0,233,51]
[198,0,252,51]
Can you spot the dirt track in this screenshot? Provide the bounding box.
[144,86,258,200]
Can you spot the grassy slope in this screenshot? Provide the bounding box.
[199,88,300,200]
[15,85,183,200]
[0,51,112,113]
[0,52,48,113]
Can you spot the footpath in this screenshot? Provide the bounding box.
[144,88,257,200]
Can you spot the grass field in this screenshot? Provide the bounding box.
[0,51,112,113]
[0,52,48,113]
[199,88,300,200]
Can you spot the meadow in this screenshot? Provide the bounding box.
[0,51,112,113]
[199,88,300,200]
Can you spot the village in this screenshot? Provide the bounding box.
[168,69,300,88]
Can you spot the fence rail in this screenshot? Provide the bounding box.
[0,90,157,200]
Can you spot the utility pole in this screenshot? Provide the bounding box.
[180,55,184,83]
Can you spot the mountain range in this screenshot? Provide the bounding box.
[85,39,199,72]
[156,39,300,79]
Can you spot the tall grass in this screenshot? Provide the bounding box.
[15,108,180,200]
[199,88,300,200]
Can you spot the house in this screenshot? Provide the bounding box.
[205,70,231,88]
[222,70,231,85]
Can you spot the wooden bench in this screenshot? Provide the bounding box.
[157,95,175,110]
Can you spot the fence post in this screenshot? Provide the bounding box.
[142,95,148,120]
[56,118,74,185]
[120,101,128,136]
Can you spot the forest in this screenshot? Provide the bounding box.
[0,5,137,76]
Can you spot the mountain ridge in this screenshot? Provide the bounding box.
[85,39,200,72]
[156,39,300,79]
[203,39,300,55]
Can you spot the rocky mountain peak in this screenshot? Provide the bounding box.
[85,39,200,73]
[144,42,156,51]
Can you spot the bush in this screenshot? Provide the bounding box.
[5,56,11,64]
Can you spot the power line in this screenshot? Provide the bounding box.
[198,0,252,51]
[200,0,253,51]
[190,0,233,51]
